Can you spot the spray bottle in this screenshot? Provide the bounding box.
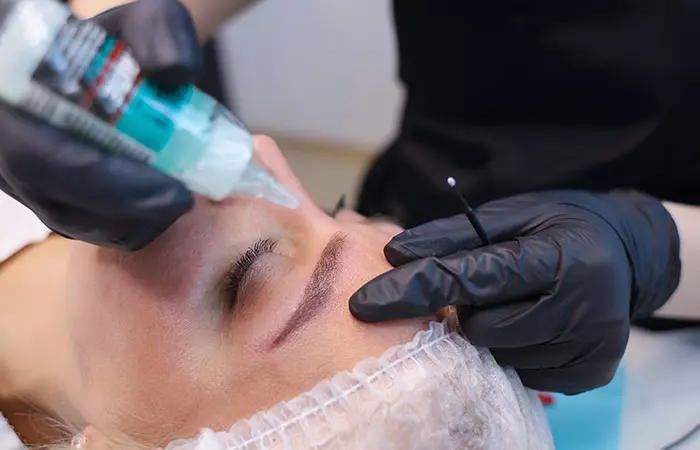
[0,0,298,208]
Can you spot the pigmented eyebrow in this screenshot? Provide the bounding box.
[270,232,347,347]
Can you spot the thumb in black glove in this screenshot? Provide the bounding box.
[349,190,681,394]
[0,0,202,250]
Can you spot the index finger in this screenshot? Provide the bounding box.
[385,197,553,266]
[349,237,561,322]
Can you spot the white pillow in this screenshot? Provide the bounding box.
[0,191,51,263]
[0,413,26,450]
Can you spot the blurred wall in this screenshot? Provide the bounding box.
[218,0,404,152]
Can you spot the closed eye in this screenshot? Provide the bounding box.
[223,238,278,313]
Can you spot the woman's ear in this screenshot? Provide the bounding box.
[252,135,314,207]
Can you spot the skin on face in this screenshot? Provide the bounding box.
[65,136,428,445]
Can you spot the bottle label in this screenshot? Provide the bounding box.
[30,15,192,153]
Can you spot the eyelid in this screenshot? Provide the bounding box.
[223,238,278,314]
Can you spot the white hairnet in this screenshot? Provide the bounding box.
[165,321,554,450]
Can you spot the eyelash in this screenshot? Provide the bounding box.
[224,238,278,313]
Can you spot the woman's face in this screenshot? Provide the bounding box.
[65,136,426,445]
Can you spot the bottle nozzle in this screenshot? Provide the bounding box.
[235,161,299,209]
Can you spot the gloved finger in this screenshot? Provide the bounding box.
[503,347,624,395]
[491,334,626,386]
[50,152,193,219]
[385,189,617,266]
[0,106,193,220]
[459,287,627,345]
[385,197,553,266]
[92,0,202,87]
[462,303,618,360]
[33,201,179,250]
[461,302,628,394]
[349,238,561,322]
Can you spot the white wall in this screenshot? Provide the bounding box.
[218,0,403,152]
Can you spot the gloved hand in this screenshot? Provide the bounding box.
[350,190,681,394]
[0,0,202,250]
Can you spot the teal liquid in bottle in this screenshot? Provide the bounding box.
[0,0,298,207]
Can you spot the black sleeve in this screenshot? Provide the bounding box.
[197,40,229,107]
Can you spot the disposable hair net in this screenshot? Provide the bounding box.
[165,321,554,450]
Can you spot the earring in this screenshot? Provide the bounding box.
[71,434,86,449]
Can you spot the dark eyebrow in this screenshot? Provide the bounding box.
[270,232,347,347]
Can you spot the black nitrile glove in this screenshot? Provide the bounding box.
[350,190,681,394]
[0,0,202,250]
